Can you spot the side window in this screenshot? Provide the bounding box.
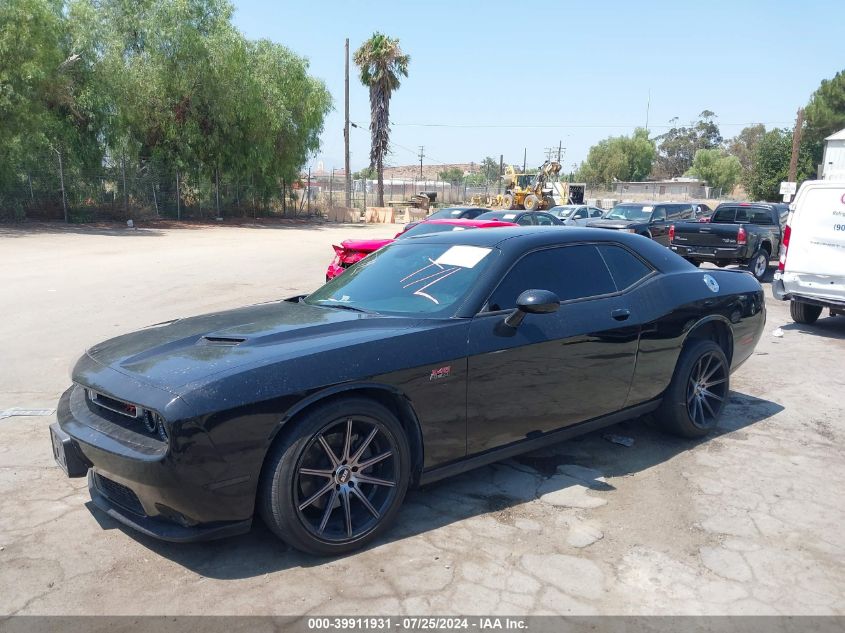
[590,207,604,218]
[535,213,554,226]
[573,208,588,219]
[517,214,534,226]
[486,246,616,311]
[711,207,736,223]
[652,207,667,222]
[666,205,681,220]
[597,244,653,290]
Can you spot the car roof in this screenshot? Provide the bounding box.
[423,218,516,228]
[398,226,690,273]
[714,201,779,210]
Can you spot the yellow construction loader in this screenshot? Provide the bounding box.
[501,161,561,210]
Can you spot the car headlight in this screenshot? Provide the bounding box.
[622,228,638,233]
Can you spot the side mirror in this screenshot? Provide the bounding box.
[504,289,560,327]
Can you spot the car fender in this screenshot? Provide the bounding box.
[269,381,426,480]
[680,313,734,362]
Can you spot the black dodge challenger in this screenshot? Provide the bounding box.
[51,227,765,555]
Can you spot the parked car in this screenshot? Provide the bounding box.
[587,202,697,245]
[51,226,765,555]
[326,218,516,281]
[403,206,489,232]
[548,204,605,226]
[694,203,714,222]
[475,210,563,225]
[772,180,845,323]
[669,202,785,280]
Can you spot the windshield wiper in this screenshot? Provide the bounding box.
[314,301,377,315]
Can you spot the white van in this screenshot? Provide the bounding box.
[772,180,845,323]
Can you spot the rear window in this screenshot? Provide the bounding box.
[712,206,774,224]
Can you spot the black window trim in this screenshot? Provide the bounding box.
[476,241,658,316]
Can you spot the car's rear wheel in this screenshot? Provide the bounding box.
[656,339,729,438]
[524,194,540,211]
[790,301,823,324]
[746,249,769,280]
[259,397,410,556]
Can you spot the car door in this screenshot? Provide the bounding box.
[465,243,644,454]
[534,213,558,226]
[649,206,670,244]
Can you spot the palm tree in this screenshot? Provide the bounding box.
[354,33,410,207]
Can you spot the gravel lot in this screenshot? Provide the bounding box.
[1,222,843,616]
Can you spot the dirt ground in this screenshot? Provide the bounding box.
[0,222,843,616]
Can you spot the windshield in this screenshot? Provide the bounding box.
[605,204,653,221]
[398,222,471,239]
[306,242,496,316]
[549,206,577,217]
[428,207,466,219]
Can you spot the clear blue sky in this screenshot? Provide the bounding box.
[231,0,845,173]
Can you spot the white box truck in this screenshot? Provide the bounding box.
[772,179,845,323]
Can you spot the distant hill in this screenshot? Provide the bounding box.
[381,163,479,181]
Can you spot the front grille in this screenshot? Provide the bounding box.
[93,473,145,516]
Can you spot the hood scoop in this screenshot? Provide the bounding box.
[200,335,247,346]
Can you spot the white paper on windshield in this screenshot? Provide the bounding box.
[434,245,492,268]
[503,213,517,220]
[642,205,654,212]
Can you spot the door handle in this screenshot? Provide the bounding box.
[611,308,631,321]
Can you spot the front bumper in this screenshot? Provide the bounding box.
[87,471,251,542]
[53,385,257,543]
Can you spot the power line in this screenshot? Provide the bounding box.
[392,121,792,129]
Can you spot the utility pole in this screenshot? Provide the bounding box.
[544,147,555,162]
[645,88,651,132]
[557,141,562,163]
[788,107,805,184]
[498,154,503,194]
[344,38,351,209]
[522,148,527,172]
[418,146,425,179]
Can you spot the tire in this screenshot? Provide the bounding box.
[746,249,769,280]
[502,193,515,210]
[684,258,701,267]
[258,397,411,556]
[524,194,540,211]
[542,196,555,210]
[790,300,822,324]
[656,339,730,438]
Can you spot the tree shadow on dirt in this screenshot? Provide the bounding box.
[0,219,379,238]
[87,391,783,578]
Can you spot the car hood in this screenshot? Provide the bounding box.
[587,219,638,230]
[80,300,413,391]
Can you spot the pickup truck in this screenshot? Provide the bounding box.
[669,202,786,280]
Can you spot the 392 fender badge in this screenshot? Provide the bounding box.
[430,366,451,381]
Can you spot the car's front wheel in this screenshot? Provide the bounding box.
[259,397,411,556]
[656,339,729,438]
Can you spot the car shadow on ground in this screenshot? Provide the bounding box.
[781,316,845,340]
[88,391,783,578]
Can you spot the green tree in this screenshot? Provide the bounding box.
[578,128,656,186]
[352,166,377,180]
[479,157,500,183]
[686,149,742,195]
[654,111,722,178]
[747,128,813,201]
[803,69,845,168]
[354,32,410,207]
[438,167,464,184]
[726,124,766,187]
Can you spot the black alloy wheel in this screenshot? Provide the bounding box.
[685,350,728,429]
[294,415,399,542]
[657,339,730,438]
[259,397,410,555]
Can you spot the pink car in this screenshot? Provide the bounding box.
[325,218,517,281]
